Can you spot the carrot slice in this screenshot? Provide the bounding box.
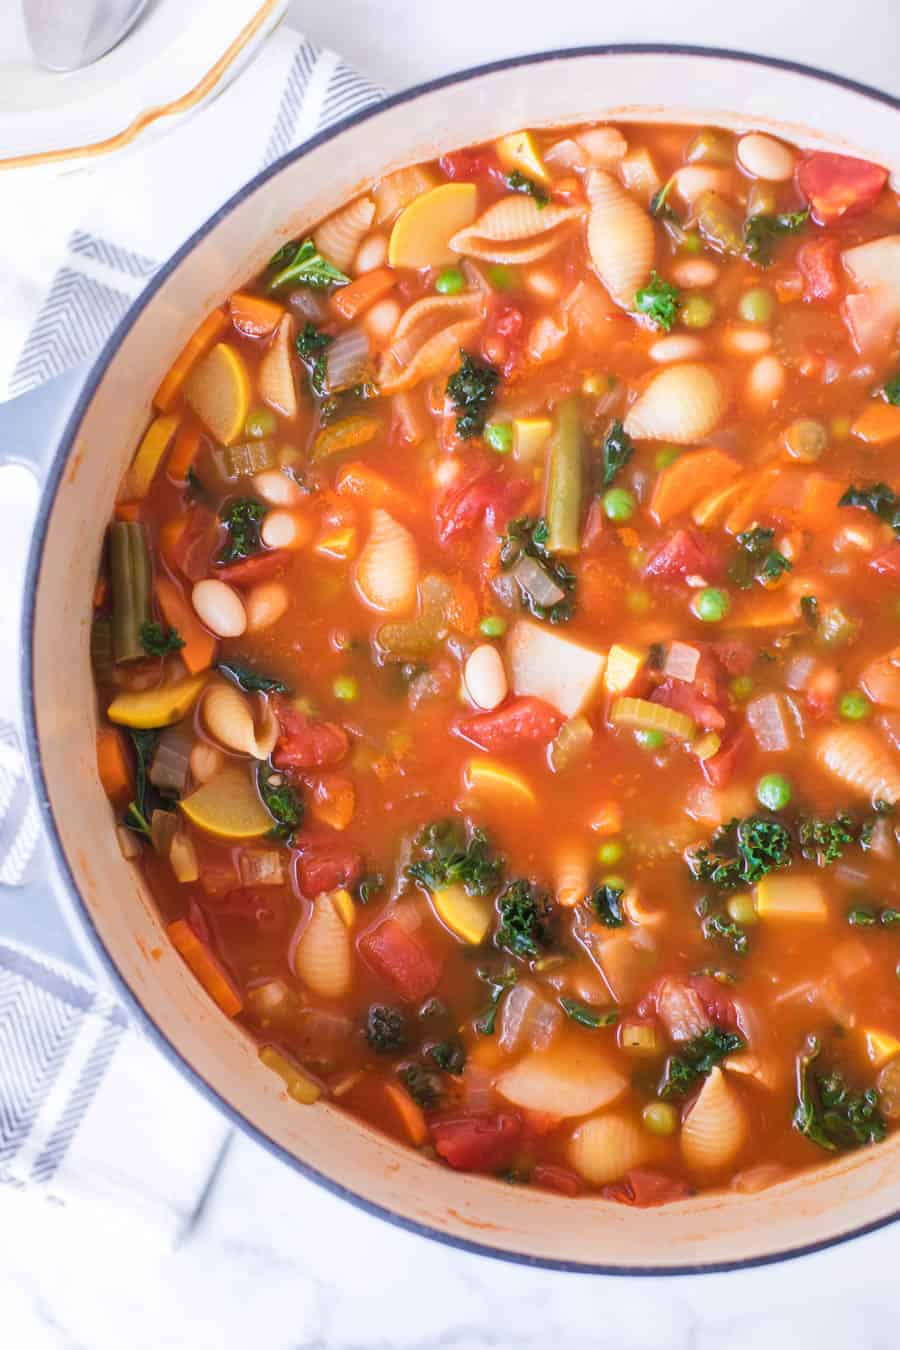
[96,727,132,802]
[154,308,229,413]
[851,400,900,447]
[229,291,284,339]
[156,575,217,674]
[159,516,187,571]
[330,267,396,321]
[167,422,203,481]
[650,448,739,524]
[383,1082,428,1146]
[334,460,419,517]
[167,918,243,1017]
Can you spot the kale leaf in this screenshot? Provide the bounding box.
[407,820,503,896]
[839,481,900,536]
[703,911,749,956]
[219,498,266,563]
[140,622,184,658]
[122,727,175,840]
[499,515,576,624]
[797,813,857,867]
[426,1041,467,1075]
[504,170,548,208]
[365,1004,408,1054]
[474,967,518,1035]
[793,1036,886,1151]
[659,1026,745,1099]
[744,208,809,266]
[649,178,679,223]
[560,998,619,1029]
[688,816,793,890]
[218,661,289,694]
[257,763,303,844]
[634,270,680,331]
[880,372,900,406]
[266,238,349,291]
[600,420,635,487]
[446,350,500,439]
[400,1063,442,1109]
[295,321,333,397]
[729,526,792,590]
[495,879,553,958]
[590,883,626,927]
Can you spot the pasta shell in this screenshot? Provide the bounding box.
[681,1067,749,1174]
[586,168,655,310]
[355,509,419,615]
[202,683,278,759]
[554,843,590,908]
[294,891,353,999]
[624,363,729,443]
[496,1047,626,1119]
[816,725,900,805]
[449,197,582,264]
[258,314,298,418]
[569,1112,654,1185]
[314,196,375,272]
[378,293,484,394]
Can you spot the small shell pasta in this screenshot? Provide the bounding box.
[294,891,353,998]
[203,683,279,758]
[314,196,376,272]
[495,1047,627,1118]
[624,363,729,442]
[681,1067,749,1174]
[258,313,298,418]
[450,197,582,264]
[816,725,900,804]
[356,509,419,614]
[554,842,590,908]
[378,293,484,394]
[569,1112,655,1185]
[586,168,655,310]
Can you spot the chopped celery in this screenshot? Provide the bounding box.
[109,521,151,663]
[696,191,744,257]
[220,439,277,478]
[544,396,583,556]
[548,715,593,773]
[610,695,696,742]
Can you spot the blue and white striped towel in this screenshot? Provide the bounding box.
[0,24,383,1237]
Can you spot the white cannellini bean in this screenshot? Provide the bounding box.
[364,297,401,344]
[353,231,388,274]
[737,132,795,182]
[189,741,224,785]
[745,354,785,408]
[670,258,720,289]
[245,581,289,632]
[464,644,508,711]
[649,335,706,363]
[722,326,773,355]
[674,165,731,204]
[252,469,303,507]
[261,509,308,550]
[192,579,246,638]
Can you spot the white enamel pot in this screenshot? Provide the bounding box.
[3,46,900,1274]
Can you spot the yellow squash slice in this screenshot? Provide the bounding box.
[432,883,493,945]
[106,675,207,729]
[388,183,478,269]
[184,342,250,446]
[180,767,273,840]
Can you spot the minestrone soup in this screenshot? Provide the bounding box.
[94,122,900,1203]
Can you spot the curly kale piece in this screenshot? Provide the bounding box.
[499,515,576,624]
[793,1036,886,1151]
[744,208,809,265]
[504,170,548,208]
[257,763,303,844]
[590,883,626,928]
[407,820,503,897]
[599,420,635,488]
[474,967,518,1036]
[688,816,792,890]
[365,1004,408,1054]
[797,813,857,867]
[659,1026,745,1099]
[400,1063,442,1109]
[728,526,792,590]
[495,879,553,958]
[703,911,749,956]
[140,622,184,658]
[446,350,499,439]
[634,271,680,331]
[219,498,266,563]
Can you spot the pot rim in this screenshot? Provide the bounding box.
[21,43,900,1276]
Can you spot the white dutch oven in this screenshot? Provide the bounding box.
[4,47,900,1273]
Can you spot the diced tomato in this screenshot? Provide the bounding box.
[796,152,888,226]
[701,726,748,788]
[439,148,503,183]
[645,975,711,1042]
[436,468,529,543]
[203,886,295,947]
[644,529,721,582]
[494,305,525,339]
[272,699,349,770]
[455,696,563,751]
[294,834,363,898]
[650,679,726,732]
[533,1163,582,1197]
[581,497,606,550]
[602,1168,693,1208]
[711,637,754,677]
[689,973,738,1031]
[797,237,841,302]
[216,550,289,586]
[359,917,444,1002]
[430,1113,522,1172]
[871,544,900,578]
[173,507,218,582]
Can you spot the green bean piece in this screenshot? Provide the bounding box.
[90,619,114,686]
[220,439,278,478]
[110,521,152,663]
[544,396,583,556]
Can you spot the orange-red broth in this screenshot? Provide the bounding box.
[95,122,900,1202]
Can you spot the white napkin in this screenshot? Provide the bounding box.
[0,23,384,1238]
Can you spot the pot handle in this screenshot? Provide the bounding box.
[0,364,104,978]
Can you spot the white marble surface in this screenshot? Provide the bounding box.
[2,1,900,1345]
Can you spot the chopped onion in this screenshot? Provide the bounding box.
[150,808,178,855]
[785,654,816,691]
[867,816,896,861]
[239,849,285,887]
[511,555,566,608]
[548,715,593,773]
[149,725,192,795]
[170,831,199,883]
[746,692,791,752]
[662,640,701,684]
[499,981,561,1053]
[461,259,491,293]
[324,326,371,393]
[462,1062,493,1114]
[288,287,329,321]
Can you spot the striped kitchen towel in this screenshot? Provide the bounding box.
[0,24,384,1234]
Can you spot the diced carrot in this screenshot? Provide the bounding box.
[159,516,188,571]
[330,267,396,321]
[334,460,419,517]
[156,575,217,674]
[114,501,142,522]
[447,575,480,634]
[154,308,230,412]
[167,422,203,481]
[93,576,108,609]
[650,448,740,524]
[96,727,132,802]
[229,291,284,340]
[723,465,784,534]
[309,774,356,831]
[851,399,900,447]
[312,415,383,463]
[792,473,844,527]
[590,800,624,836]
[383,1081,428,1146]
[616,526,640,550]
[167,918,243,1017]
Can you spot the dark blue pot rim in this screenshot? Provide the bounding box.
[21,44,900,1277]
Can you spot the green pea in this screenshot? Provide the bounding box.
[602,488,636,522]
[726,892,757,926]
[435,266,465,295]
[485,421,513,454]
[245,406,277,440]
[654,446,681,470]
[840,690,871,721]
[626,589,651,616]
[597,840,624,866]
[488,264,516,291]
[730,675,754,702]
[692,587,730,623]
[642,1101,679,1136]
[681,295,715,328]
[333,675,359,702]
[635,728,664,751]
[738,288,775,324]
[756,773,792,811]
[479,615,507,639]
[601,874,627,892]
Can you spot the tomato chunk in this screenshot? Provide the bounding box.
[294,833,362,897]
[455,696,563,751]
[700,726,748,788]
[273,699,349,770]
[439,148,502,182]
[430,1113,522,1172]
[797,237,841,302]
[532,1163,582,1197]
[216,550,289,586]
[359,917,444,1002]
[650,679,726,732]
[437,468,529,543]
[645,529,721,581]
[689,973,738,1031]
[602,1168,693,1207]
[796,152,888,226]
